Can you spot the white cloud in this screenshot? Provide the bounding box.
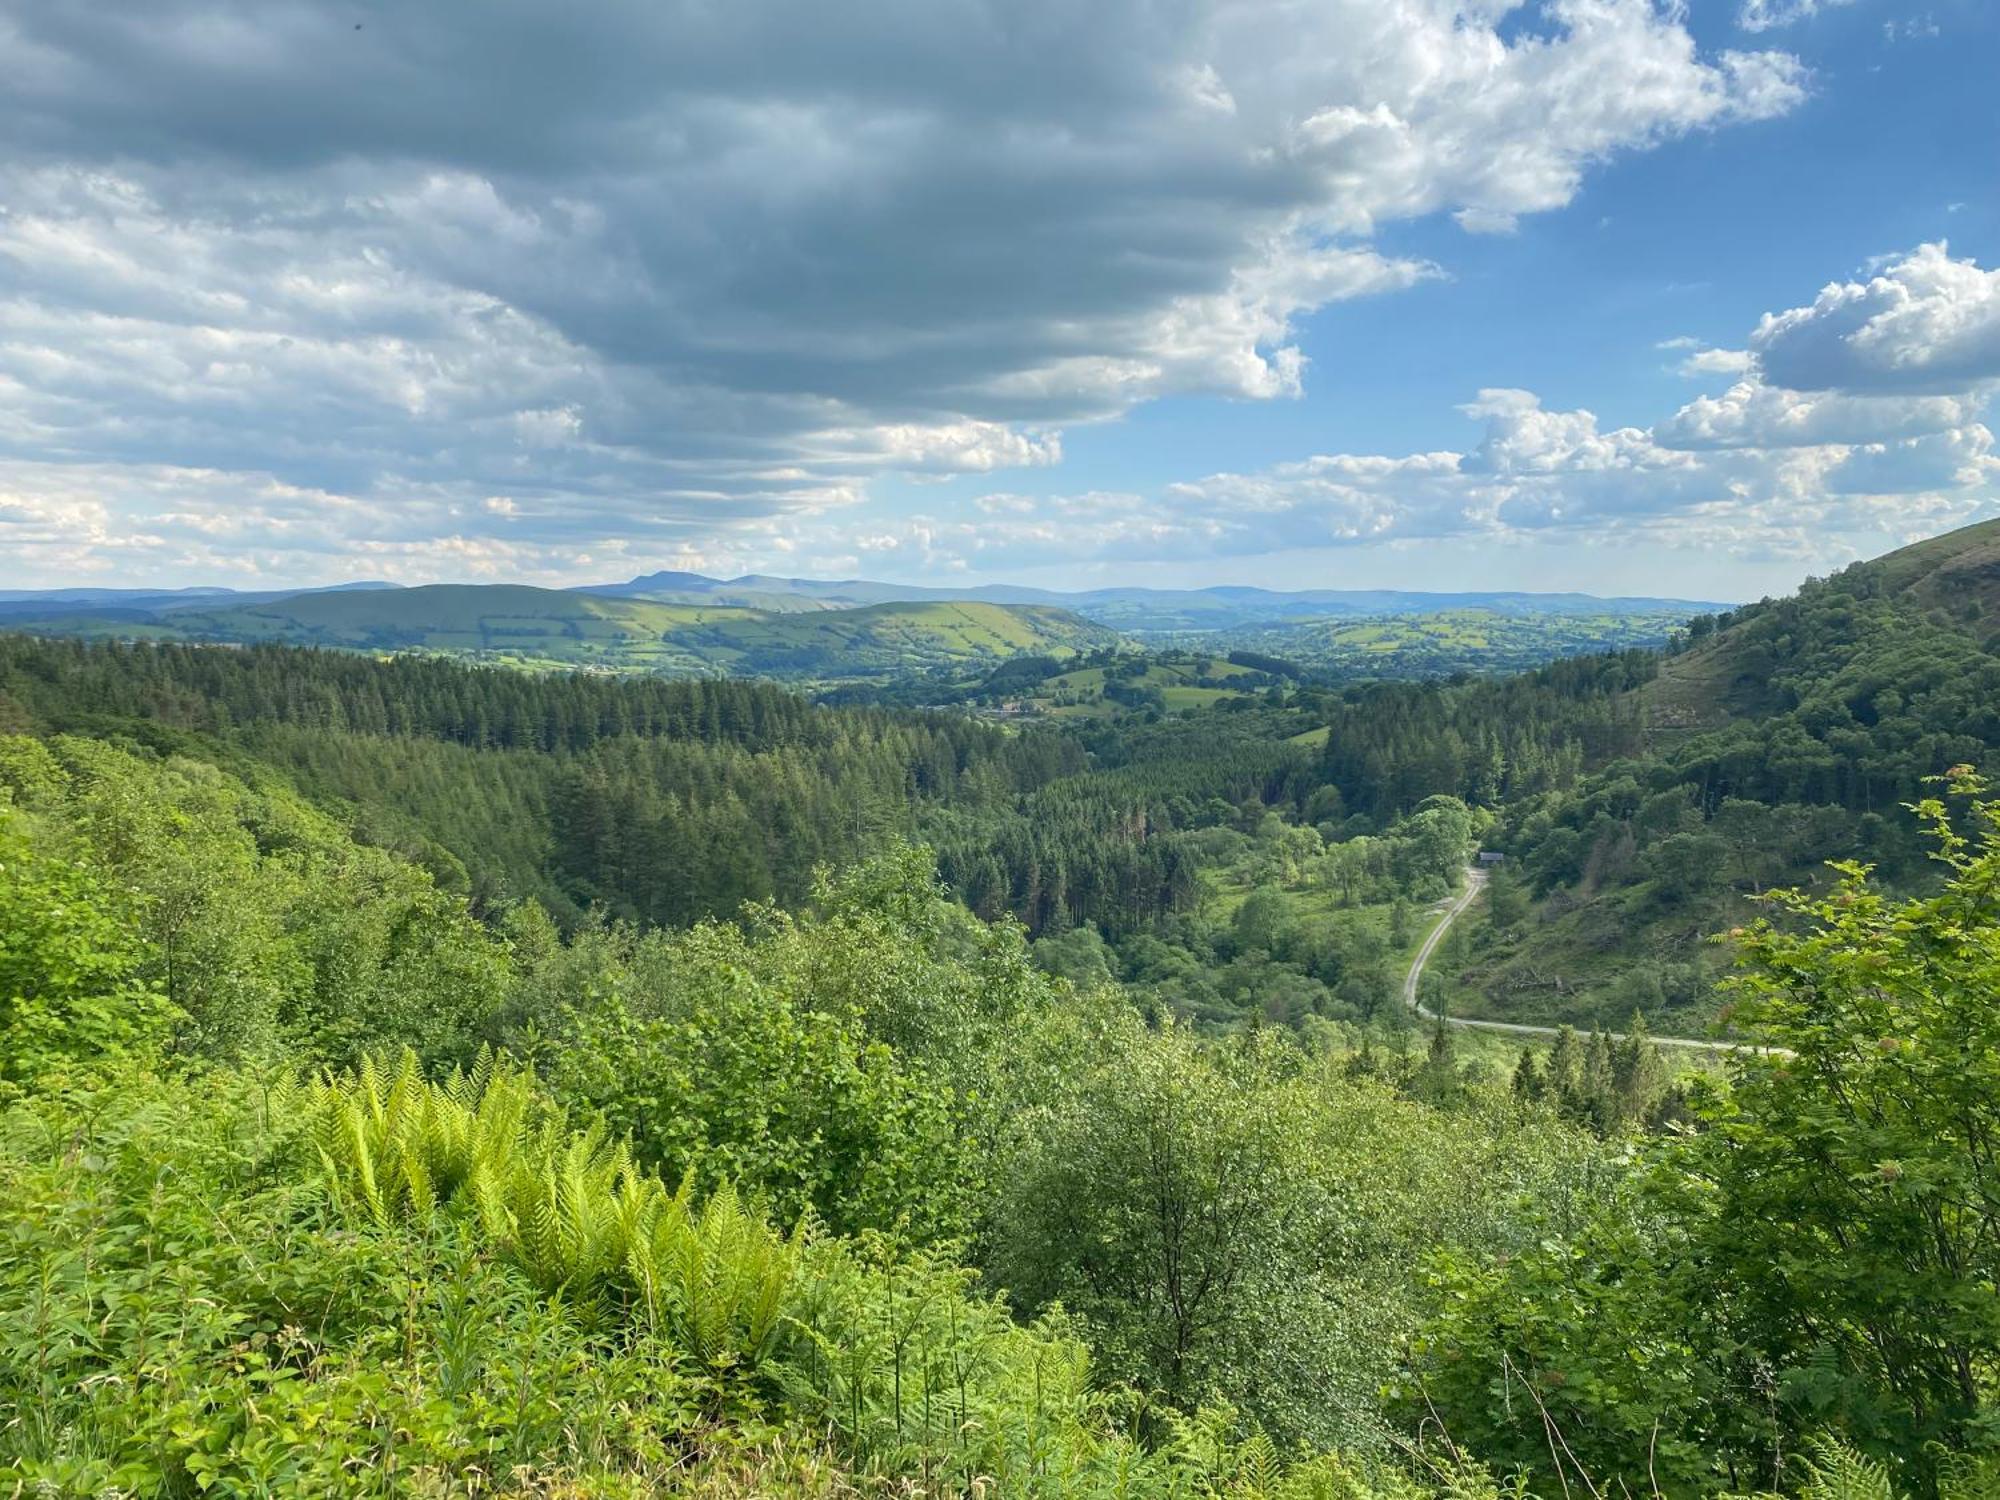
[1883,14,1941,42]
[1827,425,1995,495]
[1675,347,1755,377]
[816,245,2000,583]
[0,0,1808,583]
[1737,0,1857,31]
[805,421,1062,474]
[1753,244,2000,395]
[782,382,1995,578]
[1655,377,1979,449]
[976,493,1041,516]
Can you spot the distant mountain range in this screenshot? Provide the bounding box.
[577,570,1730,633]
[0,572,1727,630]
[0,584,1125,680]
[0,581,399,619]
[0,572,1726,681]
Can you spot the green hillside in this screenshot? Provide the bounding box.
[1415,518,2000,1030]
[14,587,1123,679]
[1012,655,1266,718]
[1197,606,1698,679]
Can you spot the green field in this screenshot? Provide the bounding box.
[1011,655,1265,717]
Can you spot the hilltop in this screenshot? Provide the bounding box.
[1192,605,1697,679]
[0,572,1730,637]
[0,573,1724,686]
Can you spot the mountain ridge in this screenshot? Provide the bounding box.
[583,569,1730,630]
[0,583,1124,680]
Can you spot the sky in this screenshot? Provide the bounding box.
[2,0,1996,599]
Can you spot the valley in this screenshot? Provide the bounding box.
[5,517,2000,1496]
[10,3,1996,1489]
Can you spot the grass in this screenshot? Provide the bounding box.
[1436,881,1749,1036]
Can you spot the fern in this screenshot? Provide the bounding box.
[309,1048,799,1377]
[1798,1439,1896,1500]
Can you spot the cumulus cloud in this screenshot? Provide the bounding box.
[774,242,2000,581]
[0,0,1808,582]
[1654,378,1979,449]
[771,379,1996,578]
[1752,244,2000,395]
[1826,425,1995,496]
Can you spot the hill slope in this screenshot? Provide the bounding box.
[1344,516,2000,1032]
[1640,515,2000,737]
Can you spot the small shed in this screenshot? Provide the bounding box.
[1476,850,1506,866]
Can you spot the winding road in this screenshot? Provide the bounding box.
[1401,866,1770,1054]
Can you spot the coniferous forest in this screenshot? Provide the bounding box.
[7,522,2000,1496]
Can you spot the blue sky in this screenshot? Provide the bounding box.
[2,0,1996,598]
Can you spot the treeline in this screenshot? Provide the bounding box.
[0,730,1593,1491]
[0,636,1086,926]
[1423,563,2000,1028]
[1500,583,2000,898]
[1315,650,1657,818]
[2,633,1341,944]
[0,634,1044,757]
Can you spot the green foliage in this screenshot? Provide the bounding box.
[1409,787,2000,1494]
[1508,1021,1682,1135]
[12,586,1124,679]
[0,633,1087,931]
[1400,1163,1762,1496]
[0,1056,1533,1499]
[311,1051,799,1378]
[0,732,510,1066]
[10,523,2000,1494]
[989,1009,1604,1453]
[1201,607,1697,681]
[1689,780,2000,1469]
[0,768,178,1093]
[522,848,1052,1243]
[0,1066,708,1495]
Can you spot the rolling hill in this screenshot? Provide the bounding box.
[1190,606,1700,679]
[4,585,1125,679]
[584,569,1728,633]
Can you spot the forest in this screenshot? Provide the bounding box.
[5,519,2000,1495]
